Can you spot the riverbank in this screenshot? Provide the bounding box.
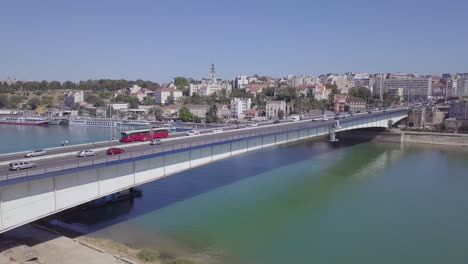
[0,223,208,264]
[338,129,468,147]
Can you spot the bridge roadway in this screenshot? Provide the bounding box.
[0,108,408,185]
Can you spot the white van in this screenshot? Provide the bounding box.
[9,161,36,171]
[291,115,301,122]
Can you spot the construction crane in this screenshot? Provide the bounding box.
[35,104,48,116]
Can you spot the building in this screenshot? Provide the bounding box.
[189,64,232,96]
[408,108,426,128]
[266,100,286,119]
[110,103,129,111]
[186,105,209,118]
[230,98,251,119]
[373,77,432,101]
[313,84,328,101]
[347,97,367,112]
[454,77,468,97]
[450,101,468,120]
[234,75,249,89]
[114,85,155,102]
[63,90,84,107]
[326,74,354,94]
[333,94,348,113]
[245,84,266,97]
[154,88,183,105]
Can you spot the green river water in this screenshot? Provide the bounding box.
[58,139,468,263]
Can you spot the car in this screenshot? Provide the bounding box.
[150,139,162,145]
[77,149,97,157]
[368,110,372,114]
[9,161,36,171]
[273,120,280,124]
[246,123,258,127]
[186,130,200,136]
[25,149,46,158]
[106,147,125,155]
[212,128,223,133]
[322,116,328,121]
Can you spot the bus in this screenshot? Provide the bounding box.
[120,128,170,143]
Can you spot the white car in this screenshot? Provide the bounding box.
[246,123,258,127]
[77,149,97,157]
[25,149,46,158]
[150,139,162,145]
[212,128,223,133]
[186,130,200,136]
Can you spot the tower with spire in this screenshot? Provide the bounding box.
[210,64,216,84]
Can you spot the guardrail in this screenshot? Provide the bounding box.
[0,110,407,184]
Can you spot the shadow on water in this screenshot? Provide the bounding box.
[49,136,400,235]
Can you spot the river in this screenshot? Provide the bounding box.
[51,138,468,263]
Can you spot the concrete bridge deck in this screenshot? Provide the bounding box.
[0,108,408,233]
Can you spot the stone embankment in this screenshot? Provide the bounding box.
[338,130,468,147]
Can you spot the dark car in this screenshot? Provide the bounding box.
[273,120,280,124]
[368,110,372,114]
[106,147,125,155]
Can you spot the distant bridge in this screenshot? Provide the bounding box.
[0,109,408,233]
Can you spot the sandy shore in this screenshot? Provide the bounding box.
[0,222,211,264]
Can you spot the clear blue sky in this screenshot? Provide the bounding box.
[1,0,467,82]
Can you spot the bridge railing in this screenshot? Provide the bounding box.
[0,110,407,184]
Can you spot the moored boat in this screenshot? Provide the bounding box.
[0,116,49,126]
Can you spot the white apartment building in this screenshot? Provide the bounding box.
[234,75,249,89]
[372,77,432,101]
[230,98,251,119]
[454,77,468,97]
[287,75,316,87]
[266,100,286,119]
[154,88,183,104]
[63,90,84,107]
[110,103,129,110]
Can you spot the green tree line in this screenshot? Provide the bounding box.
[0,79,161,93]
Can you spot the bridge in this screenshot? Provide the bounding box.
[0,109,408,233]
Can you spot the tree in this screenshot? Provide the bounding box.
[189,93,204,105]
[27,97,41,110]
[349,87,371,101]
[93,97,106,107]
[40,95,54,107]
[153,107,164,120]
[205,104,219,123]
[166,95,175,105]
[278,110,285,120]
[128,96,139,109]
[174,77,189,96]
[0,94,8,108]
[179,106,194,122]
[277,87,297,103]
[115,94,139,109]
[143,96,154,106]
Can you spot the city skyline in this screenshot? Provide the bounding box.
[1,0,467,82]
